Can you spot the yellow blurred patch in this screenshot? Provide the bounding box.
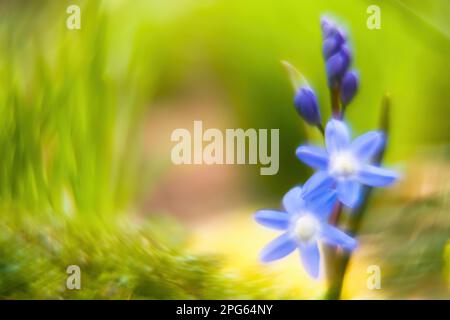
[189,208,326,298]
[188,207,389,299]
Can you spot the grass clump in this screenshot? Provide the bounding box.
[0,212,294,299]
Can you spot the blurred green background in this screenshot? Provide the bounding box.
[0,0,449,299]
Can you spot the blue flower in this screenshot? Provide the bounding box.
[254,184,357,279]
[294,86,322,126]
[296,119,399,208]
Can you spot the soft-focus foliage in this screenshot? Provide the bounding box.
[0,212,298,299]
[0,1,154,218]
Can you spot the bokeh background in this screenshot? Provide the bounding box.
[0,0,449,299]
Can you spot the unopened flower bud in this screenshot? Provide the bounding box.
[294,86,322,126]
[322,31,345,59]
[340,70,359,105]
[320,17,335,38]
[326,45,351,86]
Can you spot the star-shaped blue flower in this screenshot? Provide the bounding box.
[254,184,356,279]
[296,119,399,208]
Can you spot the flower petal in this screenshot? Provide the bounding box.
[299,243,320,279]
[296,145,329,170]
[260,233,297,263]
[254,210,290,230]
[350,131,385,161]
[337,180,363,208]
[302,171,335,200]
[320,224,357,251]
[357,165,399,187]
[325,119,351,154]
[282,186,305,215]
[305,191,338,220]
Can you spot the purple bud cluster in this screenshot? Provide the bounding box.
[292,18,360,130]
[321,18,358,105]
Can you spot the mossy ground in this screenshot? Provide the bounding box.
[0,210,299,299]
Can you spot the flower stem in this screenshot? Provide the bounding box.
[328,201,342,225]
[323,201,343,299]
[330,85,341,119]
[324,94,391,300]
[317,123,325,136]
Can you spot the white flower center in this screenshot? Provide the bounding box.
[294,214,319,243]
[329,152,358,178]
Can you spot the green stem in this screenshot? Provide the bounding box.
[323,202,343,300]
[317,123,325,136]
[324,94,391,299]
